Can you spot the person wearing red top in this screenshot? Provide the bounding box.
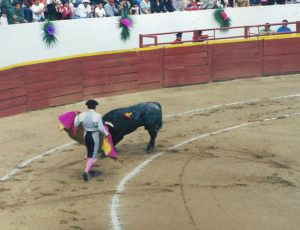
[60,0,73,19]
[171,32,184,45]
[186,0,201,10]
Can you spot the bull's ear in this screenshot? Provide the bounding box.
[104,121,114,128]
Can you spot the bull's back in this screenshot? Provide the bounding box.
[102,102,162,135]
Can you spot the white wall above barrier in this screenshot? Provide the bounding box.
[0,4,299,69]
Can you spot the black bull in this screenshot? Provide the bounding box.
[64,102,163,153]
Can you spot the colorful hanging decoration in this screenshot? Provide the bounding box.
[42,20,58,48]
[214,9,231,32]
[118,10,133,41]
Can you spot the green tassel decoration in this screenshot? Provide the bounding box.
[214,8,231,32]
[118,9,133,42]
[42,20,58,48]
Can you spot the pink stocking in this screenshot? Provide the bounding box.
[85,158,94,173]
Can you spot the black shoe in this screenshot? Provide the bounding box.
[82,172,88,181]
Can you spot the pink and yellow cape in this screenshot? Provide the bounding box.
[58,111,117,160]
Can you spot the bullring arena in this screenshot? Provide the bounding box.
[1,74,300,230]
[1,4,300,230]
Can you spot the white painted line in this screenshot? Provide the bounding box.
[0,141,76,182]
[1,94,300,181]
[163,93,300,118]
[110,112,300,230]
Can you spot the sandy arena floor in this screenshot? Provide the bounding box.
[0,74,300,230]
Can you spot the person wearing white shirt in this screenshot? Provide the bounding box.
[140,0,151,14]
[75,0,94,18]
[0,10,8,25]
[95,2,106,17]
[31,0,46,22]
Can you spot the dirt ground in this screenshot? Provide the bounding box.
[0,74,300,230]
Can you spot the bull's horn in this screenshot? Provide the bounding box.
[104,121,114,127]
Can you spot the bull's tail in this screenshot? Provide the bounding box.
[153,102,163,131]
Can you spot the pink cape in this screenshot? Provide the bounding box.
[58,111,117,159]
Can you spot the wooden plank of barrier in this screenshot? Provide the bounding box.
[0,96,26,110]
[0,105,27,118]
[49,92,83,107]
[212,41,261,80]
[263,37,300,56]
[263,53,300,75]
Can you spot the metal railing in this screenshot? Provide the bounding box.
[139,21,300,48]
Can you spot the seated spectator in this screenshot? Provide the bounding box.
[0,9,9,25]
[259,23,275,35]
[104,0,118,16]
[30,0,46,22]
[260,0,275,5]
[118,0,130,14]
[60,0,73,19]
[201,0,217,9]
[140,0,151,14]
[186,0,201,10]
[249,0,261,5]
[21,0,33,22]
[277,19,291,33]
[171,32,183,44]
[162,0,175,12]
[7,2,27,24]
[130,1,140,14]
[193,30,208,42]
[46,0,63,20]
[75,0,94,18]
[172,0,184,10]
[95,2,105,17]
[152,0,164,12]
[235,0,250,6]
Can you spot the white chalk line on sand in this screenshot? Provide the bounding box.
[1,93,300,182]
[110,112,300,230]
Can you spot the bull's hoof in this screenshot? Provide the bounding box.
[146,145,153,153]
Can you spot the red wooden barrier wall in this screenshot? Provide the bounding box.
[0,36,299,118]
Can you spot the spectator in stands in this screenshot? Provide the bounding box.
[277,19,291,33]
[60,0,73,19]
[162,0,175,12]
[118,0,130,14]
[249,0,260,5]
[186,0,201,10]
[201,0,217,9]
[193,30,208,42]
[31,0,46,22]
[75,0,94,18]
[130,1,140,14]
[0,9,8,25]
[260,0,275,5]
[171,32,183,44]
[172,0,184,10]
[7,2,27,24]
[95,2,106,17]
[104,0,119,16]
[46,0,63,20]
[140,0,151,13]
[235,0,250,6]
[1,0,18,16]
[152,0,164,12]
[259,23,274,35]
[20,0,32,22]
[275,0,285,4]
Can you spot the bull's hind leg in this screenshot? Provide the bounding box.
[146,128,158,153]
